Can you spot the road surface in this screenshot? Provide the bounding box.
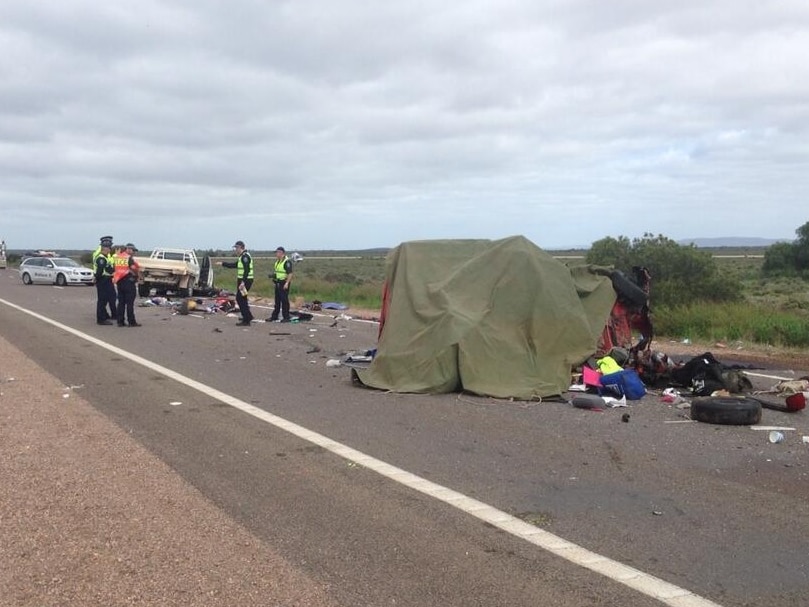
[1,272,808,606]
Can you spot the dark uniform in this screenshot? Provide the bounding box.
[113,244,141,327]
[94,245,117,324]
[221,240,254,326]
[93,236,116,322]
[269,246,293,322]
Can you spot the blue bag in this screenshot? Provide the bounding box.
[599,369,646,400]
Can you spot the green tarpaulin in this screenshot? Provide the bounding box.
[356,236,616,399]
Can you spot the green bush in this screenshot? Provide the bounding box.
[763,220,809,277]
[586,233,742,308]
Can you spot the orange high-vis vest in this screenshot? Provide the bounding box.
[112,251,139,284]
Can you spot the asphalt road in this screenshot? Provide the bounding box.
[1,272,808,607]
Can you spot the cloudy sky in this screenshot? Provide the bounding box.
[1,0,807,251]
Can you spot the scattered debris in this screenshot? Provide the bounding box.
[768,431,785,444]
[326,359,342,368]
[321,302,348,310]
[602,395,627,408]
[571,394,605,410]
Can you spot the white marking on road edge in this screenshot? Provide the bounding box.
[744,371,794,382]
[0,297,722,607]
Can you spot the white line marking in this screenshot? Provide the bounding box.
[744,371,795,382]
[0,297,723,607]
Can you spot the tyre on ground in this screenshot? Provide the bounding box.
[691,397,762,425]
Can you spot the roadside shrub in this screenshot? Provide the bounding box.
[762,220,809,278]
[586,233,742,308]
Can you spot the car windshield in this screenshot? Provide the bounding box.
[52,258,81,267]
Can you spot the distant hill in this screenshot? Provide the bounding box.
[677,237,789,248]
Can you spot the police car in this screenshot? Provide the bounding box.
[19,256,95,286]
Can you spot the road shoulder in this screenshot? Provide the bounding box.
[0,334,333,607]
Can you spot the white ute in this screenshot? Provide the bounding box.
[135,248,214,297]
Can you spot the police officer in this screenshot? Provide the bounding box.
[217,240,254,326]
[92,235,113,267]
[268,246,293,323]
[113,243,141,327]
[94,239,117,325]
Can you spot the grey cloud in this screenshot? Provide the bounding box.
[1,1,807,251]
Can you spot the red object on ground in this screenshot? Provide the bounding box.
[785,392,807,412]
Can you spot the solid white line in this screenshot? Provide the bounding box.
[0,296,723,607]
[744,371,794,382]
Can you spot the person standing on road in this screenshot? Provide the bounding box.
[94,240,117,325]
[217,240,254,326]
[268,246,293,323]
[113,243,142,327]
[92,236,116,322]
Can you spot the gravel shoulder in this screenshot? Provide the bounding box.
[651,337,809,371]
[0,334,335,607]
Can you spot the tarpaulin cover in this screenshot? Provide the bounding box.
[356,236,616,399]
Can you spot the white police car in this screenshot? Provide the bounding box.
[19,257,95,286]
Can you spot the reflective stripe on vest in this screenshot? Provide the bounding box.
[274,257,290,281]
[237,252,254,279]
[92,246,102,266]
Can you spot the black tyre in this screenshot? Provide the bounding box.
[55,273,67,286]
[22,272,32,285]
[691,397,762,426]
[611,270,647,308]
[138,283,151,297]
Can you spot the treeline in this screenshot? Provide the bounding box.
[762,221,809,277]
[585,222,809,347]
[585,233,742,309]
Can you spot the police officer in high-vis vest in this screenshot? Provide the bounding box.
[218,240,254,326]
[113,243,141,327]
[269,246,293,323]
[93,238,117,325]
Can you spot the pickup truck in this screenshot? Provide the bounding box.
[135,248,214,297]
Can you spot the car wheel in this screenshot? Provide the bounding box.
[138,284,151,297]
[691,397,762,425]
[22,272,33,285]
[55,273,67,286]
